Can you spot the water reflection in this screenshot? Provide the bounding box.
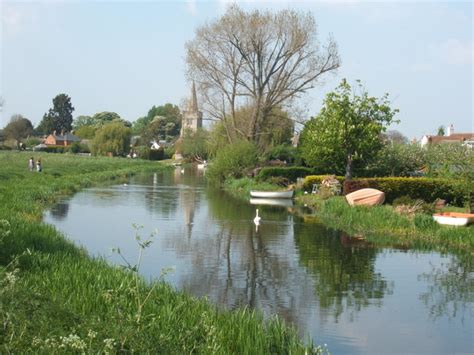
[49,200,70,220]
[419,255,474,322]
[295,226,393,322]
[43,170,474,354]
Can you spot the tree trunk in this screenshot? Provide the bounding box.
[345,153,353,181]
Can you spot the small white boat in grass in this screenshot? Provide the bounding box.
[250,190,294,199]
[345,188,385,206]
[432,212,474,226]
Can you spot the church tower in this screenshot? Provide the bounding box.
[180,81,203,137]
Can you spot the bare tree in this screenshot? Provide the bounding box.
[186,5,340,145]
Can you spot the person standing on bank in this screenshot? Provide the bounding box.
[28,157,34,171]
[36,159,42,172]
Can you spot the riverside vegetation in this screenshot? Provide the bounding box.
[0,152,319,353]
[223,177,474,257]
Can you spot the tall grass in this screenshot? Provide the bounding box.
[0,152,317,353]
[298,195,474,256]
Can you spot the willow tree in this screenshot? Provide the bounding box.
[186,5,340,145]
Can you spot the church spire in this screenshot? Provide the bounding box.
[189,81,198,112]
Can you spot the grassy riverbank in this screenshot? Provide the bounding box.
[298,195,474,256]
[0,152,316,353]
[224,178,474,256]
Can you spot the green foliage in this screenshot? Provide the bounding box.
[37,94,75,134]
[181,128,209,161]
[365,143,427,177]
[72,115,94,129]
[299,79,398,179]
[91,122,131,156]
[68,142,90,154]
[425,143,473,210]
[136,146,164,161]
[267,144,298,164]
[23,137,41,148]
[132,104,181,139]
[206,141,258,184]
[3,115,34,146]
[74,125,98,139]
[257,167,314,182]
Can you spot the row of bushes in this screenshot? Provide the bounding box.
[36,143,91,154]
[257,167,314,181]
[302,175,465,206]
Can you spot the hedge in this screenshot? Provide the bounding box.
[257,167,314,182]
[303,175,465,206]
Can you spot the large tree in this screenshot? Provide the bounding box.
[133,103,181,139]
[186,5,339,145]
[3,114,33,148]
[91,122,131,156]
[299,79,398,180]
[37,93,74,134]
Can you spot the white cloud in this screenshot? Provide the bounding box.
[1,3,38,37]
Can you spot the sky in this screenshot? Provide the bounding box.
[0,0,472,140]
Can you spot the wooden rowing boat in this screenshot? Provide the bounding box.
[250,190,294,199]
[345,188,385,206]
[432,212,474,226]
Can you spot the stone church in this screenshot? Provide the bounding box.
[180,81,202,137]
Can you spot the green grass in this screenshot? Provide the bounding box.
[297,194,474,256]
[0,152,317,353]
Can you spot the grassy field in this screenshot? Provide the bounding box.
[0,152,317,354]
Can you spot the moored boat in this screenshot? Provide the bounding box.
[249,198,294,207]
[345,188,385,206]
[432,212,474,226]
[250,190,294,199]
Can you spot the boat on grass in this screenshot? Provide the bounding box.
[432,212,474,226]
[250,190,294,199]
[345,188,385,206]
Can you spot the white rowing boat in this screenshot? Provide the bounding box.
[432,212,474,226]
[249,198,294,207]
[250,190,294,199]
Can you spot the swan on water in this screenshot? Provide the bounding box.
[253,209,261,225]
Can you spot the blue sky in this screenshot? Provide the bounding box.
[1,0,472,139]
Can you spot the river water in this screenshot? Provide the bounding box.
[44,168,473,354]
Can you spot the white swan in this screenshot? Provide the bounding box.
[253,209,261,225]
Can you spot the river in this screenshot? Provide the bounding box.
[44,167,473,354]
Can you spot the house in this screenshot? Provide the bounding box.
[420,124,474,148]
[150,139,171,150]
[44,131,81,147]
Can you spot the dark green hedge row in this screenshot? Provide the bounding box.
[257,167,314,182]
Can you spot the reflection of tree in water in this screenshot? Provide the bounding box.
[169,189,314,326]
[418,254,473,322]
[294,223,393,322]
[50,201,70,220]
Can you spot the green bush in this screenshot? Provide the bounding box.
[206,140,258,184]
[257,167,314,182]
[267,144,298,164]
